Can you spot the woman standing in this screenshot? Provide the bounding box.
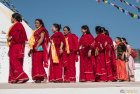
[122,38,135,82]
[28,19,49,83]
[94,26,108,82]
[7,13,29,83]
[63,26,78,82]
[115,37,128,81]
[49,23,66,82]
[103,29,117,81]
[79,25,96,82]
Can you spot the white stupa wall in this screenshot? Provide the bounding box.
[0,2,32,39]
[0,2,33,82]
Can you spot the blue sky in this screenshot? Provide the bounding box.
[11,0,140,48]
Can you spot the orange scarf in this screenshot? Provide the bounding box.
[65,37,70,54]
[51,39,59,63]
[28,27,41,49]
[28,32,35,49]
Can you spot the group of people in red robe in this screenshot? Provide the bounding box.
[7,13,135,84]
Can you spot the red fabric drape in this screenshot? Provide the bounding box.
[49,32,66,82]
[32,27,49,81]
[79,34,96,82]
[64,33,78,82]
[8,22,29,83]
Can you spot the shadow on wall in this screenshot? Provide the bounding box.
[134,49,140,63]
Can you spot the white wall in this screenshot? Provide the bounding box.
[0,2,32,39]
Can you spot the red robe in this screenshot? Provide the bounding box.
[64,33,78,82]
[8,22,29,83]
[103,35,117,81]
[105,35,117,81]
[32,27,49,81]
[79,34,96,82]
[95,34,107,82]
[49,32,66,82]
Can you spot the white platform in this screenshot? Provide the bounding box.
[0,82,140,89]
[0,82,140,94]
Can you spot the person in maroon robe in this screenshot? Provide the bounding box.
[79,25,96,82]
[94,26,108,82]
[28,19,49,83]
[49,23,66,82]
[95,26,117,82]
[103,29,117,81]
[63,26,78,83]
[7,13,29,83]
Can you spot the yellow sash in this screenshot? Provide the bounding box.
[28,32,35,49]
[65,37,70,54]
[7,22,17,46]
[28,27,41,49]
[51,39,59,63]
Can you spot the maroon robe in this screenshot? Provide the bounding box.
[95,34,107,82]
[104,35,117,81]
[8,22,29,83]
[32,27,49,81]
[49,32,66,82]
[79,34,96,82]
[64,33,78,82]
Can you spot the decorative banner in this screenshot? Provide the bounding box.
[117,0,140,12]
[97,0,140,19]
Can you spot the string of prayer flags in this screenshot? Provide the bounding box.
[118,0,140,12]
[98,0,140,19]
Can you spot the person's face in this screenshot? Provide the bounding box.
[103,30,106,34]
[35,20,41,28]
[81,29,86,34]
[52,25,57,33]
[115,38,120,44]
[121,39,125,44]
[63,28,69,35]
[11,17,15,23]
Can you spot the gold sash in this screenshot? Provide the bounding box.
[65,37,70,54]
[51,39,59,63]
[28,32,35,49]
[28,27,41,49]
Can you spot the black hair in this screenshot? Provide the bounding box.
[35,19,45,27]
[63,26,71,31]
[95,26,103,34]
[81,25,91,34]
[101,27,106,31]
[116,37,122,42]
[53,23,61,31]
[12,13,22,22]
[122,37,128,44]
[104,29,110,36]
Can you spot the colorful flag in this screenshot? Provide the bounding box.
[98,0,140,19]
